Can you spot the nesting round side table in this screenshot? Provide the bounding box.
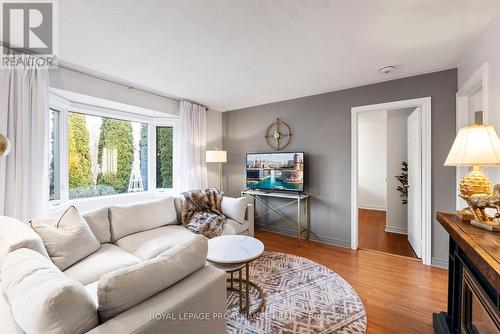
[207,235,265,316]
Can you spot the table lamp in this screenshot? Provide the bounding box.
[444,124,500,230]
[0,133,11,157]
[206,148,227,191]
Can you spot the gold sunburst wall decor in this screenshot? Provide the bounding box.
[265,118,292,150]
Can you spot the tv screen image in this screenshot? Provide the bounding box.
[246,152,304,192]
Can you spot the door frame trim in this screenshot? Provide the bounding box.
[456,63,489,210]
[351,97,432,266]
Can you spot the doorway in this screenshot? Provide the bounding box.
[357,108,417,258]
[351,97,432,265]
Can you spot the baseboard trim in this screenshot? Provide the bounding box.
[257,223,445,268]
[358,206,387,212]
[255,224,351,249]
[431,257,448,269]
[384,226,408,235]
[361,248,422,262]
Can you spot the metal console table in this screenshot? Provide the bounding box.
[241,189,310,242]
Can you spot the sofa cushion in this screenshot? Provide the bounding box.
[98,235,208,322]
[84,281,99,308]
[109,197,177,241]
[64,243,141,285]
[1,248,98,334]
[0,285,23,334]
[221,196,247,224]
[82,207,111,243]
[115,225,198,261]
[221,219,249,235]
[30,206,101,271]
[0,216,49,267]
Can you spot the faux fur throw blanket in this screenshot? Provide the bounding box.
[181,188,226,238]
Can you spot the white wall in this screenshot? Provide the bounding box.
[357,108,413,232]
[457,9,500,184]
[358,110,387,211]
[49,67,180,115]
[386,108,413,234]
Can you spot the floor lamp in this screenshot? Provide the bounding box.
[0,133,11,157]
[206,148,227,191]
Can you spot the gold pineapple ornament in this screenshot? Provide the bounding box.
[459,167,493,197]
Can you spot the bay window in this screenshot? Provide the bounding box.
[49,93,177,205]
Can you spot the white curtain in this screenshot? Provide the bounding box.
[176,100,207,192]
[0,67,49,221]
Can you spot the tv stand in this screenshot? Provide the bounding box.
[241,189,310,242]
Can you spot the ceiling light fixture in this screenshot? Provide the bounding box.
[379,65,396,74]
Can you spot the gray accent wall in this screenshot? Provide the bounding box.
[222,69,457,267]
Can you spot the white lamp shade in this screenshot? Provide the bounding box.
[444,124,500,166]
[206,150,227,163]
[0,134,11,157]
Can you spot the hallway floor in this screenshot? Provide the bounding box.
[359,209,417,258]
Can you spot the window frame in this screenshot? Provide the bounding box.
[49,108,61,201]
[153,125,176,190]
[49,92,178,208]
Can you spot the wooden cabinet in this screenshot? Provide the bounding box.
[434,212,499,334]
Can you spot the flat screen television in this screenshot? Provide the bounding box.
[246,152,304,192]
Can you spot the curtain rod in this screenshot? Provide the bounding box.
[1,43,208,109]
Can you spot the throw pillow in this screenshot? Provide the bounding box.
[30,206,101,271]
[221,196,247,224]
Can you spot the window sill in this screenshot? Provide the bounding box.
[48,189,176,217]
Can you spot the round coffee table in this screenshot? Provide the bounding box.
[207,235,265,316]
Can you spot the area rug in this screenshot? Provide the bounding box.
[226,251,367,334]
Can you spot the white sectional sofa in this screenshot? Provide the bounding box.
[0,195,255,334]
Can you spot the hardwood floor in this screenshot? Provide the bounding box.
[255,229,448,334]
[359,209,417,258]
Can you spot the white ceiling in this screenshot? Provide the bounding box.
[58,0,500,111]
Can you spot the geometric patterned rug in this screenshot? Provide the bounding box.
[226,251,367,334]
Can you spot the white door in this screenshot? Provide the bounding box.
[407,107,422,258]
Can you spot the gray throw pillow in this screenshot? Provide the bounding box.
[30,206,101,270]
